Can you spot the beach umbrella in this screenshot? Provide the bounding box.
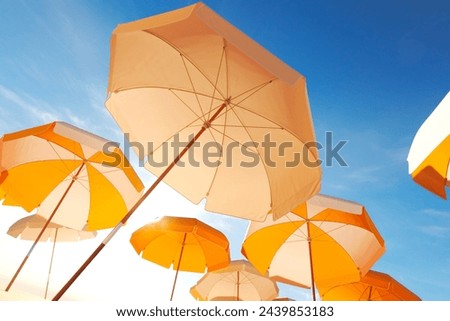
[130,216,230,301]
[320,270,421,301]
[241,194,385,301]
[54,2,321,299]
[7,214,97,299]
[190,260,279,301]
[105,1,321,222]
[407,91,450,199]
[0,121,144,291]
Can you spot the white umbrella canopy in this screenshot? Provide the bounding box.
[190,260,279,301]
[8,215,96,242]
[106,2,321,221]
[407,91,450,199]
[7,214,97,299]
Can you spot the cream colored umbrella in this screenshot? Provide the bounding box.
[7,214,97,299]
[54,2,321,299]
[242,194,385,300]
[190,260,279,301]
[407,91,450,198]
[105,1,321,222]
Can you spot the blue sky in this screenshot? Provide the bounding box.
[0,0,449,301]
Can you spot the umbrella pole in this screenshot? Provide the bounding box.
[170,232,187,301]
[52,101,229,301]
[44,228,58,299]
[306,220,317,301]
[5,164,85,291]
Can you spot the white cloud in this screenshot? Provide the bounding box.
[64,108,87,129]
[421,208,450,219]
[344,165,384,184]
[0,84,60,124]
[419,225,450,238]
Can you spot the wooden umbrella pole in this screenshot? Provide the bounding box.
[44,228,59,299]
[306,220,317,301]
[170,232,187,301]
[6,163,85,291]
[53,101,229,301]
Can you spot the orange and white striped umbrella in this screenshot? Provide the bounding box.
[0,121,144,290]
[407,91,450,199]
[0,121,144,231]
[241,194,385,300]
[321,270,421,301]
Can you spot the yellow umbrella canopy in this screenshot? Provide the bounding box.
[190,260,279,301]
[321,270,421,301]
[0,121,144,290]
[0,168,7,200]
[130,216,230,300]
[106,2,321,221]
[0,186,5,202]
[407,91,450,199]
[0,121,144,230]
[54,2,322,300]
[7,214,97,299]
[241,194,385,300]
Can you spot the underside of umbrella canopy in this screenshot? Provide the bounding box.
[242,194,385,298]
[52,2,321,300]
[190,260,279,301]
[408,91,450,199]
[7,215,97,242]
[106,2,321,221]
[7,214,97,299]
[130,216,230,273]
[0,121,144,231]
[321,270,421,301]
[1,121,143,292]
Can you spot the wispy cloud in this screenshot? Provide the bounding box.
[421,208,450,219]
[64,108,87,128]
[344,165,384,184]
[419,225,450,238]
[0,84,60,123]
